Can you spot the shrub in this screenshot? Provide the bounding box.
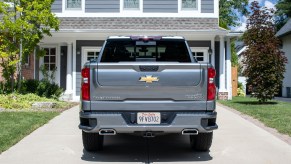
[20,79,63,99]
[0,93,66,110]
[36,80,63,99]
[20,79,40,94]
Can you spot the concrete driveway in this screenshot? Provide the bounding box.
[1,105,291,164]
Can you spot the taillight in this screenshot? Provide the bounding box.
[81,68,90,101]
[207,68,216,100]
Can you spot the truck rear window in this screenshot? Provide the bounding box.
[100,40,191,62]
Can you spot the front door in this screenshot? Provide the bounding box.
[40,47,59,84]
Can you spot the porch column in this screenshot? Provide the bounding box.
[211,38,215,67]
[219,36,227,100]
[226,37,232,100]
[65,43,73,94]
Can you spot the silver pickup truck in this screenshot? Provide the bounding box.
[79,36,218,152]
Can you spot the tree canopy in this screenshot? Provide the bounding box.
[0,0,59,92]
[243,1,287,102]
[219,0,249,29]
[275,0,291,30]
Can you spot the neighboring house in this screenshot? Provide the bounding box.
[18,0,236,101]
[276,19,291,98]
[235,40,247,74]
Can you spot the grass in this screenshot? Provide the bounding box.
[219,96,291,137]
[0,111,60,153]
[0,93,77,153]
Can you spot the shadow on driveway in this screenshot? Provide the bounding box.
[81,134,212,163]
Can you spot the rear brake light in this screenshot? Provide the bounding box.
[207,68,216,100]
[81,68,90,101]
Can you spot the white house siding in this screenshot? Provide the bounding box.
[282,36,291,97]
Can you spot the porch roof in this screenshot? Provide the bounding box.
[57,17,227,33]
[276,19,291,38]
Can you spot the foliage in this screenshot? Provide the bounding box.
[20,79,63,99]
[219,0,249,28]
[219,96,291,137]
[237,82,245,97]
[275,0,291,30]
[0,0,59,91]
[242,2,287,103]
[0,93,67,110]
[0,111,59,153]
[36,80,63,99]
[20,79,39,94]
[39,64,57,83]
[231,41,238,66]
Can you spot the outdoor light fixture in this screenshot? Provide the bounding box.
[208,48,213,55]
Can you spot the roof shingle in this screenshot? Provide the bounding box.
[58,17,223,31]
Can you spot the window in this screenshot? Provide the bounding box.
[182,0,197,10]
[86,51,99,61]
[124,0,139,10]
[101,40,191,63]
[67,0,81,9]
[43,48,56,71]
[82,47,101,68]
[191,47,209,63]
[23,54,30,66]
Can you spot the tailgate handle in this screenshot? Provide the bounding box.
[139,66,159,72]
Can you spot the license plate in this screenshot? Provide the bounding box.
[137,112,161,124]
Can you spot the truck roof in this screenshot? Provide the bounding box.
[107,36,185,40]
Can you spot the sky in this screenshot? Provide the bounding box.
[232,0,278,31]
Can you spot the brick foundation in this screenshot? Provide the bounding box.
[218,92,229,100]
[0,54,34,82]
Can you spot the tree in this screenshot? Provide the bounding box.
[242,1,287,103]
[275,0,291,30]
[219,0,249,29]
[0,0,59,92]
[219,0,248,69]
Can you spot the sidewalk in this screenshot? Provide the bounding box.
[274,97,291,103]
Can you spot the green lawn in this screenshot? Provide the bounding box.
[0,111,59,153]
[219,97,291,137]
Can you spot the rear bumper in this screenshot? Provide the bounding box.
[79,111,218,134]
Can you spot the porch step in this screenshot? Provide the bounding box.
[59,93,73,101]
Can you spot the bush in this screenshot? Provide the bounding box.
[0,93,67,110]
[20,79,40,94]
[36,80,63,99]
[20,79,63,99]
[237,82,246,97]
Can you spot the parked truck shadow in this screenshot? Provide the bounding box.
[81,134,213,163]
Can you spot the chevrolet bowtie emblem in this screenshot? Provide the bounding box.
[139,75,159,83]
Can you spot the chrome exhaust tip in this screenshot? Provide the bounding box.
[181,129,199,135]
[99,129,116,135]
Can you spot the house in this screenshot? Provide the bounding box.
[276,19,291,98]
[19,0,236,101]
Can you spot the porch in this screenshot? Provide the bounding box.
[33,17,235,101]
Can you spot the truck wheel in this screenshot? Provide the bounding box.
[82,131,104,151]
[190,132,213,151]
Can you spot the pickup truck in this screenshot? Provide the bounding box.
[79,36,218,152]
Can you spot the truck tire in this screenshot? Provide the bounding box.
[190,132,213,151]
[82,131,104,151]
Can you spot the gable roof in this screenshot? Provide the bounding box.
[276,19,291,37]
[58,17,226,32]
